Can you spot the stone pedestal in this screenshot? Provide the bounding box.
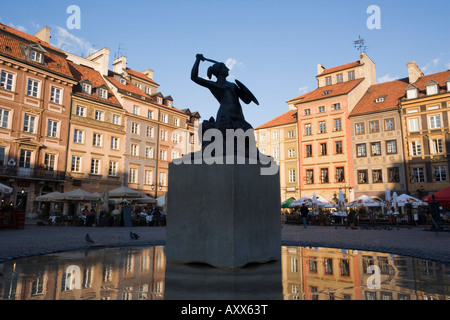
[165,157,281,269]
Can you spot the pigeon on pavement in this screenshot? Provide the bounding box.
[85,233,95,243]
[130,231,140,240]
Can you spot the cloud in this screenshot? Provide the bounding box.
[378,74,398,83]
[9,23,27,32]
[225,58,244,71]
[51,26,95,56]
[421,53,444,73]
[298,86,309,94]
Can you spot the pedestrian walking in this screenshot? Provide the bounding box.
[300,204,309,228]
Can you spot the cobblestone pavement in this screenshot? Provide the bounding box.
[0,224,449,263]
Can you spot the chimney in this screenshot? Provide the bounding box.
[407,61,424,84]
[317,64,325,75]
[142,69,154,80]
[86,48,110,76]
[34,26,51,43]
[113,56,127,74]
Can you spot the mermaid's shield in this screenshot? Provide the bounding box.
[235,79,259,106]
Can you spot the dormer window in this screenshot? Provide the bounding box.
[406,84,418,99]
[375,96,386,103]
[98,88,108,99]
[167,100,173,108]
[82,83,92,94]
[426,80,439,95]
[120,78,127,85]
[323,90,333,96]
[446,78,450,91]
[30,50,43,63]
[157,97,163,104]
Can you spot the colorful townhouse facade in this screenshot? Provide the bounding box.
[286,53,376,201]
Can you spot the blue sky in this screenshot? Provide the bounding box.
[1,0,449,127]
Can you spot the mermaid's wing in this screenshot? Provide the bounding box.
[235,79,259,105]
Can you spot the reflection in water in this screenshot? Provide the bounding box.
[0,246,448,300]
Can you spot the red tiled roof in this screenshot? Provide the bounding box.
[288,78,364,105]
[0,23,73,79]
[409,70,450,98]
[350,78,409,117]
[320,61,361,76]
[68,62,122,107]
[255,110,297,130]
[125,68,159,86]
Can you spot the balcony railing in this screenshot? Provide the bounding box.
[0,165,67,181]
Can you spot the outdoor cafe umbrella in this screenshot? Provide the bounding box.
[0,182,13,194]
[346,195,382,207]
[35,191,64,202]
[109,186,144,198]
[335,189,347,217]
[396,194,427,207]
[58,189,101,201]
[281,197,296,208]
[392,192,399,214]
[290,195,333,208]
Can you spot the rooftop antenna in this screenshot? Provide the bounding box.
[353,36,368,54]
[115,43,127,59]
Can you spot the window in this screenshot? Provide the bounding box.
[160,130,167,141]
[161,114,168,123]
[334,118,342,131]
[50,86,61,104]
[409,141,422,156]
[146,126,154,138]
[47,119,58,138]
[406,89,417,99]
[131,144,139,156]
[372,169,383,183]
[111,137,119,150]
[145,170,153,185]
[272,131,279,140]
[306,169,314,184]
[71,156,81,172]
[320,143,327,156]
[159,172,166,186]
[304,108,311,116]
[0,147,5,166]
[0,108,9,129]
[332,103,341,110]
[272,147,279,160]
[320,168,329,183]
[82,83,91,94]
[336,73,343,83]
[371,142,381,156]
[318,106,325,113]
[388,167,400,182]
[304,124,312,135]
[44,153,55,171]
[336,167,345,182]
[358,170,368,184]
[145,87,151,95]
[318,121,326,133]
[146,146,154,159]
[133,106,140,115]
[386,140,397,154]
[76,106,86,117]
[325,76,332,86]
[109,161,118,176]
[91,159,100,175]
[129,168,137,183]
[305,145,312,157]
[19,149,32,168]
[408,118,420,131]
[288,130,295,138]
[160,150,167,161]
[27,79,39,97]
[357,144,366,157]
[385,118,394,131]
[112,115,120,125]
[135,83,142,89]
[23,114,36,133]
[412,167,425,183]
[335,141,343,154]
[0,70,14,91]
[324,258,333,275]
[172,132,179,144]
[289,169,296,183]
[291,258,298,273]
[30,50,43,63]
[148,110,154,119]
[74,129,84,143]
[369,121,379,133]
[340,259,350,276]
[120,78,127,85]
[309,257,318,273]
[434,166,447,182]
[93,133,102,147]
[429,115,442,129]
[348,70,355,81]
[98,88,108,99]
[131,122,139,134]
[355,123,364,134]
[430,138,444,154]
[426,84,438,95]
[174,118,180,127]
[158,97,163,105]
[95,111,104,121]
[288,149,295,158]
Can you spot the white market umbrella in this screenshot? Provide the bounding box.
[35,192,64,202]
[396,194,427,207]
[290,194,335,208]
[0,182,13,194]
[157,194,166,207]
[335,189,347,216]
[59,189,101,201]
[102,186,109,211]
[392,192,399,214]
[109,186,144,198]
[346,195,382,207]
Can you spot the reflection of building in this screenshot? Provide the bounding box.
[0,246,166,300]
[0,24,77,212]
[287,53,376,201]
[255,110,300,202]
[400,63,450,199]
[349,78,409,200]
